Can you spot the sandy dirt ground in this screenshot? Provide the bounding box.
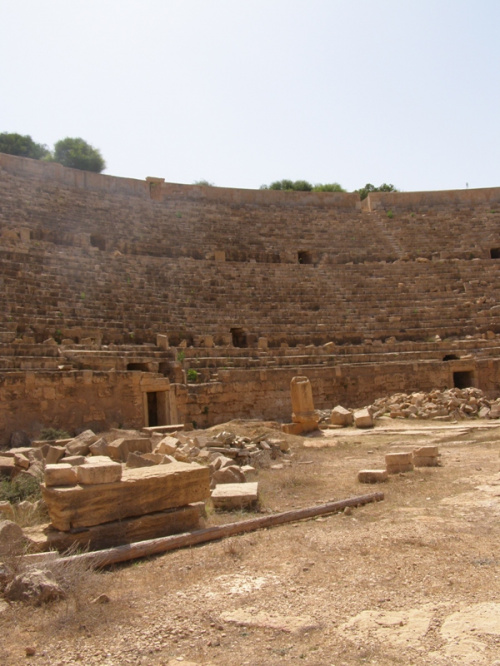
[1,418,500,665]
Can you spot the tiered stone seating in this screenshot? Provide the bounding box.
[1,151,500,437]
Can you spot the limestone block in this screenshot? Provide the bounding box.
[156,333,169,350]
[45,446,66,465]
[330,405,354,427]
[154,436,179,455]
[89,455,115,464]
[38,504,205,552]
[0,456,17,478]
[76,461,122,485]
[0,501,14,519]
[290,376,317,426]
[386,451,414,474]
[65,430,99,456]
[354,408,374,428]
[89,438,109,457]
[258,337,268,350]
[211,482,259,510]
[282,422,314,436]
[14,453,30,469]
[357,469,388,483]
[142,453,168,464]
[126,452,156,468]
[413,456,440,467]
[62,456,86,466]
[212,465,246,485]
[42,462,211,531]
[107,437,152,462]
[0,520,30,556]
[241,465,258,481]
[386,463,414,474]
[413,446,439,457]
[44,464,78,487]
[386,452,413,465]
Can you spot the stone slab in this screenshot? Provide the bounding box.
[28,503,205,552]
[107,437,152,462]
[44,463,78,487]
[386,452,413,465]
[413,456,440,467]
[386,463,414,474]
[354,408,374,428]
[42,462,210,531]
[413,446,439,457]
[76,461,123,485]
[211,482,259,510]
[357,469,388,483]
[331,405,354,427]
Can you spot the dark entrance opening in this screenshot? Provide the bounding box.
[298,250,313,265]
[147,392,159,427]
[127,362,149,371]
[453,370,474,389]
[491,248,500,259]
[443,354,459,361]
[231,327,247,348]
[90,234,106,251]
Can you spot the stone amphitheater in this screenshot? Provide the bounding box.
[1,152,500,446]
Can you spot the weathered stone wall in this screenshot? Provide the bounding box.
[0,371,146,442]
[174,357,500,429]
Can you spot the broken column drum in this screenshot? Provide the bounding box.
[291,376,319,430]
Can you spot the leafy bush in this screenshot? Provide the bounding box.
[0,475,41,504]
[39,428,70,441]
[312,182,345,192]
[356,183,398,200]
[53,137,105,173]
[187,368,199,382]
[0,132,50,159]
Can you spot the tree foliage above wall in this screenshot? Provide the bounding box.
[260,180,346,192]
[0,132,106,173]
[52,137,105,173]
[261,180,398,198]
[0,133,50,160]
[355,183,398,200]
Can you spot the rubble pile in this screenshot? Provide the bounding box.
[322,388,500,427]
[369,387,500,421]
[0,427,294,548]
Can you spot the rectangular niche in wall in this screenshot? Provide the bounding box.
[298,250,313,265]
[230,327,247,348]
[453,370,474,389]
[146,391,169,427]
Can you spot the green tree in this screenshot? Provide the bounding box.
[262,179,313,191]
[312,182,345,192]
[53,137,105,173]
[0,132,50,160]
[356,183,398,200]
[193,179,215,186]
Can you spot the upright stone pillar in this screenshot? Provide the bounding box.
[282,376,319,435]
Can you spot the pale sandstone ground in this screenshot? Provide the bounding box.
[1,419,500,666]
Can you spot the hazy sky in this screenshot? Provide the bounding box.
[2,0,499,192]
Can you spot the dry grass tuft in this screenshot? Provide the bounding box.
[222,537,244,560]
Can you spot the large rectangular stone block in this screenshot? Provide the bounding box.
[37,503,205,552]
[42,462,210,531]
[76,461,122,485]
[106,437,152,462]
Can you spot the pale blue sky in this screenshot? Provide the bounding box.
[1,0,499,192]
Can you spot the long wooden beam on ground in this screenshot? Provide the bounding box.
[58,492,384,568]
